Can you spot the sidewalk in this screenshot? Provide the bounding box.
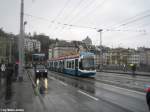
[101,70,150,76]
[0,73,6,100]
[0,70,35,112]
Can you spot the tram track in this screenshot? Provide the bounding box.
[97,72,150,83]
[48,70,145,93]
[47,71,145,112]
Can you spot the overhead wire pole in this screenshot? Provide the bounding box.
[18,0,24,81]
[98,29,103,71]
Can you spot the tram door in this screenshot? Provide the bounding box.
[75,59,78,75]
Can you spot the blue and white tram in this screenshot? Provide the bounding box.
[47,52,96,77]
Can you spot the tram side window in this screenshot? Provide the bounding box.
[50,62,53,67]
[67,61,69,68]
[69,61,71,68]
[72,60,74,69]
[49,62,51,67]
[54,62,57,68]
[59,61,61,68]
[52,62,53,67]
[63,61,64,68]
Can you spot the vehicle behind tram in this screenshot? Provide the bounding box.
[47,51,96,77]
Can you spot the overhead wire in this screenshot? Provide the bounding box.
[52,0,72,23]
[72,0,107,25]
[25,13,146,34]
[62,0,84,23]
[49,0,72,34]
[53,0,84,36]
[107,9,150,29]
[101,9,150,39]
[26,0,150,48]
[67,0,96,25]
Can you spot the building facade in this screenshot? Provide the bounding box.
[24,38,41,52]
[49,41,79,59]
[82,36,92,45]
[0,37,14,63]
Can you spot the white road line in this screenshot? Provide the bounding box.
[48,76,68,86]
[58,80,68,86]
[99,82,146,95]
[48,76,55,80]
[78,90,99,101]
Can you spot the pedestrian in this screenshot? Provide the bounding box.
[145,85,150,110]
[15,63,18,79]
[123,64,127,72]
[6,63,13,85]
[131,64,136,76]
[0,63,1,77]
[1,62,6,77]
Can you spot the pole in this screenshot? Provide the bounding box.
[23,21,27,66]
[9,40,11,63]
[98,29,103,71]
[18,0,24,81]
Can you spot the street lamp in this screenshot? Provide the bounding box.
[97,29,103,71]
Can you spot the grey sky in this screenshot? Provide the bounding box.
[0,0,150,48]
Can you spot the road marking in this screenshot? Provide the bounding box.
[78,90,99,101]
[99,82,146,95]
[58,80,68,86]
[48,76,68,86]
[49,76,55,80]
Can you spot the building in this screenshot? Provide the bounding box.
[0,37,14,63]
[82,36,92,45]
[138,47,150,66]
[128,53,140,66]
[49,41,79,59]
[106,48,129,65]
[0,37,7,62]
[24,37,41,52]
[93,46,110,67]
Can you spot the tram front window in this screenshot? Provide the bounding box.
[79,57,95,70]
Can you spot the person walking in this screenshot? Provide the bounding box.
[145,85,150,110]
[1,63,6,77]
[123,64,127,72]
[131,64,136,76]
[0,63,1,77]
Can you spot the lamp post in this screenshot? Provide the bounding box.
[97,29,103,71]
[18,0,24,81]
[23,21,27,65]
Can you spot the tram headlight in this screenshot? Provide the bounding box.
[45,70,47,72]
[36,70,39,72]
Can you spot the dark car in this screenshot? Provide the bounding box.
[35,64,48,80]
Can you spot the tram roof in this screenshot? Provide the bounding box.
[48,54,79,61]
[48,51,94,61]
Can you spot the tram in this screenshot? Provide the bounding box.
[47,51,96,77]
[32,53,47,65]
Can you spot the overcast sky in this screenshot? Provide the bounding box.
[0,0,150,48]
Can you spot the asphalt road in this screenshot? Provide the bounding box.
[29,70,149,112]
[96,72,150,91]
[1,69,149,112]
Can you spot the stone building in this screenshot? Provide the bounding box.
[24,37,41,52]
